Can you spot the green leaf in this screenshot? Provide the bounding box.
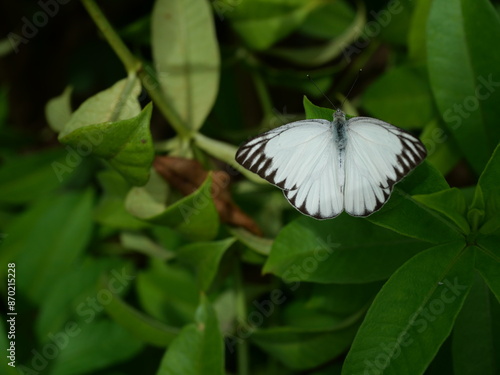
[120,231,175,260]
[223,0,321,51]
[475,235,500,303]
[228,227,273,256]
[367,162,463,243]
[136,259,199,327]
[264,215,429,284]
[427,0,500,173]
[50,320,143,375]
[413,188,470,234]
[177,238,236,291]
[152,0,220,131]
[98,272,179,347]
[268,1,366,66]
[342,242,474,375]
[475,143,500,233]
[452,273,497,375]
[93,169,149,229]
[251,323,359,371]
[126,171,219,241]
[156,295,225,375]
[60,103,155,186]
[1,190,94,304]
[361,65,435,129]
[298,0,356,39]
[59,76,141,138]
[45,85,73,133]
[303,95,334,121]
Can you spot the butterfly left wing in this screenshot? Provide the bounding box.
[343,117,427,216]
[236,120,344,219]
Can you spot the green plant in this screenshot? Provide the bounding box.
[0,0,499,374]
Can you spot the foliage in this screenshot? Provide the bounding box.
[0,0,499,374]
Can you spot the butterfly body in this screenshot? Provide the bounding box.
[236,109,426,220]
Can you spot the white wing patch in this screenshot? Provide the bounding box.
[235,120,344,219]
[344,117,427,216]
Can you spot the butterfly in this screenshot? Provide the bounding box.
[235,108,427,219]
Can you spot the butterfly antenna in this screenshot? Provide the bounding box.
[307,75,337,110]
[341,69,362,108]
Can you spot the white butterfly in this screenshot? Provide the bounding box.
[235,109,427,219]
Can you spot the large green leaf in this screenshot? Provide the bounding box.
[361,65,435,129]
[126,170,219,241]
[427,0,500,173]
[1,190,94,305]
[59,103,155,186]
[152,0,220,131]
[452,274,497,375]
[156,295,225,375]
[475,143,500,234]
[420,119,461,175]
[342,242,474,375]
[264,215,429,284]
[49,320,143,375]
[177,238,236,291]
[407,0,432,62]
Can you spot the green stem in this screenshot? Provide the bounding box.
[234,262,249,375]
[80,0,190,138]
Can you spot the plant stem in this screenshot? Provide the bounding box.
[234,261,249,375]
[80,0,190,138]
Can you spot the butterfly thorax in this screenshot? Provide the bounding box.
[333,110,347,152]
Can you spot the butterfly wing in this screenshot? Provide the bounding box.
[236,120,344,219]
[343,117,427,216]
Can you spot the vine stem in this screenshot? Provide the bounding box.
[80,0,190,138]
[234,261,249,375]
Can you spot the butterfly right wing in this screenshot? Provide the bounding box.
[235,120,344,219]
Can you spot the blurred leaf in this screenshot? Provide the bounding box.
[413,188,469,234]
[177,238,236,291]
[99,273,179,347]
[269,1,365,66]
[342,241,473,375]
[299,0,356,39]
[126,171,219,241]
[452,274,497,375]
[50,320,143,375]
[264,214,429,284]
[2,190,94,304]
[223,0,322,51]
[120,231,174,260]
[60,103,155,186]
[36,257,128,341]
[156,295,225,375]
[45,85,73,133]
[361,65,435,129]
[229,227,273,256]
[136,259,199,326]
[59,76,141,138]
[378,0,414,46]
[152,0,220,131]
[427,0,500,173]
[93,169,148,230]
